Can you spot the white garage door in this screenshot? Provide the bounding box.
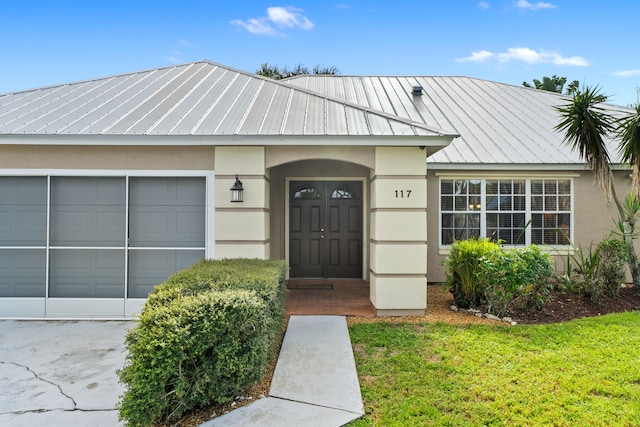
[0,174,209,317]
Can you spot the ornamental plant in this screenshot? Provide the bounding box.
[118,259,286,427]
[443,237,501,308]
[443,239,554,316]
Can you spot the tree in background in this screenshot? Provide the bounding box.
[555,86,640,290]
[256,63,339,80]
[523,75,579,95]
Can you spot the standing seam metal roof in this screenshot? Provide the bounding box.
[0,61,457,139]
[284,74,634,165]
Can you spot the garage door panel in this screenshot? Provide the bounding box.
[176,211,206,236]
[0,177,47,246]
[50,177,125,246]
[130,177,205,205]
[52,177,124,205]
[0,209,47,245]
[127,249,204,298]
[129,178,205,247]
[0,249,46,297]
[49,249,125,298]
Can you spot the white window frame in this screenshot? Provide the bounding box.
[437,174,575,252]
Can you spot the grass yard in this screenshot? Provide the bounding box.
[348,312,640,426]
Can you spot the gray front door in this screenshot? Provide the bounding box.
[289,181,362,278]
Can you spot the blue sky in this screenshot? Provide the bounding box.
[2,1,639,106]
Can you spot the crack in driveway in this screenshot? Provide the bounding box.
[1,408,119,416]
[0,361,77,410]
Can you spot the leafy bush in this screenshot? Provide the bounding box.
[511,246,555,310]
[443,237,501,308]
[476,246,554,316]
[595,239,628,298]
[118,259,287,427]
[444,239,554,316]
[476,250,517,316]
[563,238,627,302]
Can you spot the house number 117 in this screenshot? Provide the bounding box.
[395,190,412,198]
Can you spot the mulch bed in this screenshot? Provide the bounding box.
[510,285,640,324]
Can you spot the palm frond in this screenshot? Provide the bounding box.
[617,104,640,198]
[554,86,616,201]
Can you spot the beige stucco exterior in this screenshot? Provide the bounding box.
[0,142,433,315]
[9,141,629,316]
[214,146,270,259]
[370,147,429,315]
[0,145,215,170]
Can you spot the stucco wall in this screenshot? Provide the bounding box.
[426,169,632,284]
[0,145,215,170]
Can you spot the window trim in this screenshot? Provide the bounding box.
[437,174,574,251]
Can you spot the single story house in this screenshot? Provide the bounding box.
[0,60,633,318]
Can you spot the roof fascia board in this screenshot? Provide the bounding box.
[0,134,455,148]
[427,162,593,171]
[429,163,632,171]
[434,171,581,179]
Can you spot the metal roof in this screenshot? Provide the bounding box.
[0,61,456,140]
[285,75,634,166]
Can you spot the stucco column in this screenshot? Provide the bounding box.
[214,146,270,259]
[370,147,427,316]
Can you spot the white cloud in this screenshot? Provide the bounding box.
[267,6,314,29]
[613,69,640,77]
[457,50,495,62]
[336,4,350,9]
[551,54,588,66]
[230,17,278,36]
[457,47,588,67]
[497,47,544,63]
[231,6,314,36]
[516,0,557,10]
[479,1,491,10]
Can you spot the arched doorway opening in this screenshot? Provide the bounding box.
[268,158,370,280]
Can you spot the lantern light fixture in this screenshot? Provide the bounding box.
[230,174,244,202]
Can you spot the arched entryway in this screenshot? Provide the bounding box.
[289,180,363,278]
[266,146,432,317]
[267,158,371,281]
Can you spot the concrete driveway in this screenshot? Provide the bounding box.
[0,320,133,427]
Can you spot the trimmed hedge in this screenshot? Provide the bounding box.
[118,258,287,427]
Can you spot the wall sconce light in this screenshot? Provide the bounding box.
[230,174,244,202]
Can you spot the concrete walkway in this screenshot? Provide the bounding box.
[203,315,365,427]
[0,316,363,427]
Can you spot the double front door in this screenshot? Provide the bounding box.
[289,181,363,278]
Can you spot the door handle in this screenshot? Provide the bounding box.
[321,235,325,239]
[321,228,324,232]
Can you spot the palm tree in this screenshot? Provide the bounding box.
[555,86,640,288]
[523,75,580,95]
[566,80,580,95]
[256,63,339,80]
[618,103,640,195]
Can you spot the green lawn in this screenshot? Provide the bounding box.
[348,312,640,427]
